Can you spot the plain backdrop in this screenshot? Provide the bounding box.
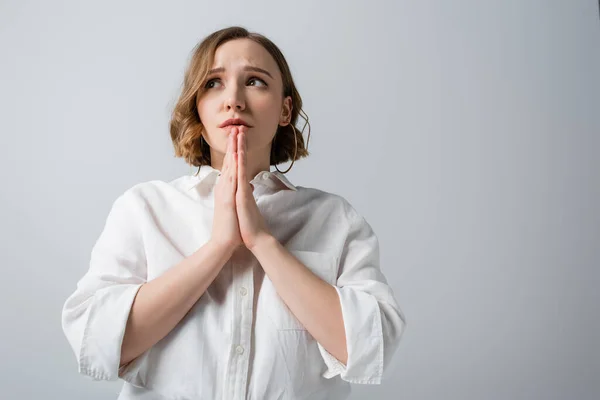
[1,1,599,399]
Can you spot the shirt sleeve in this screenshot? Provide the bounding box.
[61,190,148,382]
[317,201,407,384]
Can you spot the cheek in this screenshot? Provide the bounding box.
[252,94,279,113]
[196,99,214,123]
[253,103,283,136]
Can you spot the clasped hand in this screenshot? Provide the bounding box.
[211,125,272,251]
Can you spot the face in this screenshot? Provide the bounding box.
[196,38,292,160]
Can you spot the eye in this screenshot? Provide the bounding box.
[204,78,221,89]
[203,76,268,89]
[248,76,267,87]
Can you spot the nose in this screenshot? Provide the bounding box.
[225,86,245,111]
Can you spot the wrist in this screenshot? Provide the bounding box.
[207,239,236,259]
[247,233,277,253]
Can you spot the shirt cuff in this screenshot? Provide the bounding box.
[317,285,384,384]
[78,283,145,381]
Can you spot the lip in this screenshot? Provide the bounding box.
[219,118,252,128]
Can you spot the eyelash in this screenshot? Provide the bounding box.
[204,76,267,89]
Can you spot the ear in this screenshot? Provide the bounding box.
[279,96,293,126]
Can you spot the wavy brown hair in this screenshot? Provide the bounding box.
[169,26,311,170]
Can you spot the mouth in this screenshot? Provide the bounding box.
[221,124,249,130]
[219,118,252,129]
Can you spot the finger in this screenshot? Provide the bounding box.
[231,127,238,191]
[237,129,246,192]
[224,131,233,173]
[233,126,239,152]
[227,128,238,174]
[221,136,229,174]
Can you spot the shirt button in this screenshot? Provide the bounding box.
[236,345,244,355]
[239,287,247,296]
[262,172,270,180]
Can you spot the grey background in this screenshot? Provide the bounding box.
[1,0,598,399]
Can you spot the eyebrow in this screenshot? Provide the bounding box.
[206,66,274,80]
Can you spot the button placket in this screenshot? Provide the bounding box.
[229,255,255,399]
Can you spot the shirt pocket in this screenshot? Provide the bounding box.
[261,249,338,331]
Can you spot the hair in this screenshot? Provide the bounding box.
[169,26,311,170]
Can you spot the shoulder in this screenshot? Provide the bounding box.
[121,175,197,197]
[113,175,196,208]
[294,185,364,222]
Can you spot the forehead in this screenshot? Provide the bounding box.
[212,38,278,76]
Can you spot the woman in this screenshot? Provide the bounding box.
[61,26,407,400]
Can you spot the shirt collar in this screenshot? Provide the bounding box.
[186,164,297,192]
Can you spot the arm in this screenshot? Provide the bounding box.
[120,239,234,367]
[61,191,235,381]
[249,236,348,364]
[249,202,407,385]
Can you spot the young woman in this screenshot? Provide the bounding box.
[62,26,407,400]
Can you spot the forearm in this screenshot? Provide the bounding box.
[249,236,348,365]
[120,240,234,367]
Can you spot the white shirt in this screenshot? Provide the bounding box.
[61,165,407,400]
